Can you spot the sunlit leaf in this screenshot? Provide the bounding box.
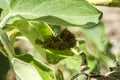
[2,0,102,26]
[60,55,81,72]
[12,58,42,80]
[45,49,74,64]
[0,0,10,9]
[0,28,15,57]
[13,20,52,58]
[13,20,73,64]
[12,54,56,80]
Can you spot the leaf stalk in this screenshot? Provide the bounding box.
[0,14,17,28]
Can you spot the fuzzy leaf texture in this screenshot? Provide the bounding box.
[13,20,74,64]
[0,0,10,9]
[82,22,108,52]
[13,20,53,59]
[0,28,15,58]
[12,54,56,80]
[1,0,102,26]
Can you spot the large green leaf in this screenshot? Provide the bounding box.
[13,20,53,41]
[80,23,115,71]
[0,0,10,9]
[12,54,56,80]
[82,22,107,52]
[13,20,73,64]
[4,0,102,26]
[13,61,42,80]
[60,55,81,72]
[13,20,52,58]
[45,49,74,64]
[0,28,15,58]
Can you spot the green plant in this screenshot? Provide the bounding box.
[0,0,119,80]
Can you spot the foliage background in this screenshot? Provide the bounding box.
[0,0,120,80]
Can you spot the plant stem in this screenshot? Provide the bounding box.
[0,14,16,28]
[80,52,89,73]
[71,48,79,55]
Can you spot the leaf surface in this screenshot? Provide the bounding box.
[13,20,73,64]
[0,28,15,57]
[0,0,10,9]
[45,49,74,64]
[7,0,102,26]
[12,54,56,80]
[82,22,107,52]
[13,20,52,58]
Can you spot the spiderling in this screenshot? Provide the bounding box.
[35,28,76,50]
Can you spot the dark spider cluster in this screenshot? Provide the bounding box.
[35,28,76,50]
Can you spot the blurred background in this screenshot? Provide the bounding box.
[97,6,120,55]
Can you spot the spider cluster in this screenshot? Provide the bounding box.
[35,28,76,50]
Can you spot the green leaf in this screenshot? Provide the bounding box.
[82,22,107,52]
[12,54,56,80]
[13,20,53,58]
[12,58,43,80]
[0,0,10,9]
[79,28,115,72]
[46,53,64,64]
[71,73,88,80]
[45,49,74,64]
[60,55,81,72]
[13,20,74,64]
[0,41,8,57]
[6,0,102,26]
[0,28,15,58]
[33,59,56,80]
[0,1,9,20]
[13,20,53,41]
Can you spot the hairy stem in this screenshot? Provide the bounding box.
[0,14,17,28]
